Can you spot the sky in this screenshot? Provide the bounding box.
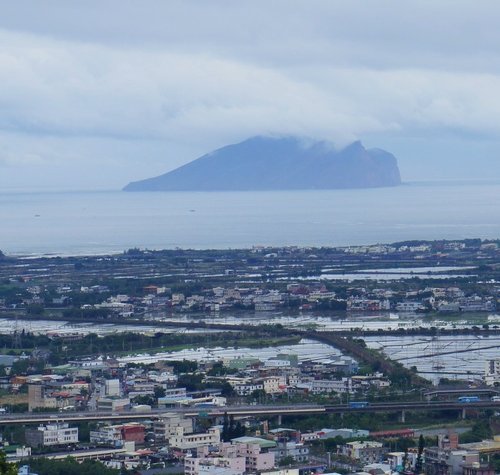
[1,0,500,191]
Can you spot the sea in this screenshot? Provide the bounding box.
[1,181,500,256]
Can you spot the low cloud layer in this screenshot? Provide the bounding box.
[1,1,500,189]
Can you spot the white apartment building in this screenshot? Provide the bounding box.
[261,377,285,394]
[169,427,220,450]
[339,441,385,464]
[263,360,291,368]
[185,454,245,475]
[105,379,121,397]
[233,383,264,396]
[310,379,352,394]
[90,425,123,446]
[25,423,78,447]
[97,396,130,411]
[395,301,425,312]
[154,413,194,441]
[485,359,500,386]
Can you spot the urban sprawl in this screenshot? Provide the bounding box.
[0,239,499,475]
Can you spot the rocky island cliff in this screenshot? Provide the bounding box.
[124,136,401,191]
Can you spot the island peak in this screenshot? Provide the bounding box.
[123,135,401,192]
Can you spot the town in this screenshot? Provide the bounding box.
[0,240,499,475]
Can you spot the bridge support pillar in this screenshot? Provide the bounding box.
[461,408,466,420]
[399,410,406,423]
[277,415,282,426]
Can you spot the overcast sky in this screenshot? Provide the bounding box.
[1,0,500,191]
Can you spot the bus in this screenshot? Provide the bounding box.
[349,401,370,408]
[457,396,480,403]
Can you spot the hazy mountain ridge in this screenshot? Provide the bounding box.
[123,136,401,191]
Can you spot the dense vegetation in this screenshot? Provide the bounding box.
[24,458,118,475]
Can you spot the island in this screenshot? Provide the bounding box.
[123,135,401,191]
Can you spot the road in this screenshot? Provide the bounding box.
[1,400,498,425]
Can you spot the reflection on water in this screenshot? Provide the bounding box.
[364,334,500,384]
[1,312,496,386]
[0,318,203,337]
[117,339,341,365]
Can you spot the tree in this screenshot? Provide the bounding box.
[25,457,118,475]
[0,452,17,475]
[221,413,245,442]
[154,386,166,399]
[27,304,44,316]
[222,412,230,442]
[132,395,154,406]
[11,359,30,375]
[279,456,295,467]
[415,434,425,474]
[220,382,235,398]
[235,421,246,438]
[402,450,409,473]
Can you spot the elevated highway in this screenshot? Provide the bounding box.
[1,400,498,425]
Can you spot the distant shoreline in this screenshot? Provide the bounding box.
[4,237,499,260]
[2,179,500,195]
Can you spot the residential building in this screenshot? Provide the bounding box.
[153,413,194,441]
[28,384,57,412]
[424,432,483,475]
[25,423,78,448]
[232,438,276,473]
[317,428,369,440]
[260,377,284,394]
[485,359,500,386]
[271,441,309,464]
[105,379,121,397]
[395,301,425,312]
[185,444,246,475]
[158,387,188,405]
[424,448,480,475]
[169,427,220,450]
[90,423,145,447]
[97,396,130,411]
[338,441,385,464]
[233,383,264,397]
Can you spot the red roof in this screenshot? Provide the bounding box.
[371,429,415,438]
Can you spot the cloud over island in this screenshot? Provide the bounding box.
[1,1,500,189]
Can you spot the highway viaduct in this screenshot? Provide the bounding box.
[1,400,498,426]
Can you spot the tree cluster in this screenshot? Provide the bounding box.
[221,413,246,442]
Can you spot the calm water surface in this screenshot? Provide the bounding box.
[1,182,499,255]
